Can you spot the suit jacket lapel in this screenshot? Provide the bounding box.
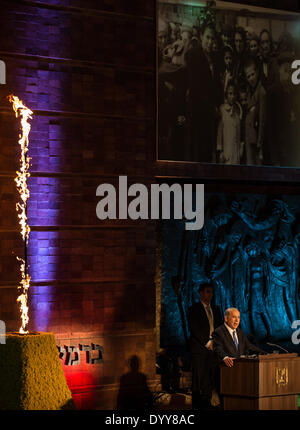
[222,324,239,354]
[199,302,210,331]
[236,327,242,354]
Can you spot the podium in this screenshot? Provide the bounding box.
[220,353,300,410]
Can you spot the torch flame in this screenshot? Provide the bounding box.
[8,95,33,334]
[8,95,32,243]
[16,257,31,334]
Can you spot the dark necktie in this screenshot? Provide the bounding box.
[206,305,214,336]
[233,330,239,350]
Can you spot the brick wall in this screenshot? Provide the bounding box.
[0,0,157,409]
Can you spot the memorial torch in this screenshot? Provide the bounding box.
[8,95,33,334]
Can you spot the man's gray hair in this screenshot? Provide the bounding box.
[225,307,240,317]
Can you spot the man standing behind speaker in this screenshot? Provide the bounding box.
[188,283,223,409]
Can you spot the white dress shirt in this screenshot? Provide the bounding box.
[224,323,239,344]
[223,323,239,360]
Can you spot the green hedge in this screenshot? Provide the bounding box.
[0,332,75,410]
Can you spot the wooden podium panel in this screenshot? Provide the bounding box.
[223,394,298,410]
[220,353,300,410]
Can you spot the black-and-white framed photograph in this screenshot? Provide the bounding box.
[157,0,300,168]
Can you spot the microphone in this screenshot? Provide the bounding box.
[266,342,290,354]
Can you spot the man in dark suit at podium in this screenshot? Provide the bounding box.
[212,308,266,368]
[188,283,223,409]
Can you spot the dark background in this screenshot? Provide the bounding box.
[0,0,299,409]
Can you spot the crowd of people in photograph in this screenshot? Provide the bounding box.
[158,17,300,166]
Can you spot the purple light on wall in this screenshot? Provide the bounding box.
[9,4,70,333]
[30,119,65,175]
[27,177,64,227]
[28,231,60,282]
[30,287,54,332]
[26,119,66,331]
[28,231,60,332]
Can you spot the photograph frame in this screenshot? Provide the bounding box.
[156,0,300,182]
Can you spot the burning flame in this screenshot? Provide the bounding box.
[8,95,32,243]
[8,95,33,334]
[16,257,31,334]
